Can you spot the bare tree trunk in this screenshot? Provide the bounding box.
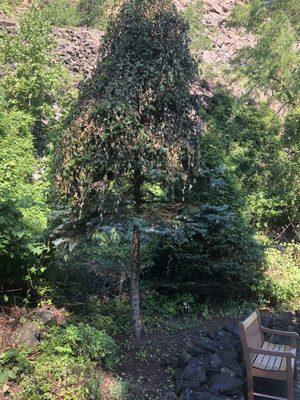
[130,224,144,338]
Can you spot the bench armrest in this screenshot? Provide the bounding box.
[261,326,299,338]
[248,346,296,358]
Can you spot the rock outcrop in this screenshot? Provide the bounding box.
[174,314,299,400]
[0,0,253,85]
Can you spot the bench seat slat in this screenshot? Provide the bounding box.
[252,342,296,372]
[273,344,285,371]
[253,341,269,369]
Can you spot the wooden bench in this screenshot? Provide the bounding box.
[239,310,299,400]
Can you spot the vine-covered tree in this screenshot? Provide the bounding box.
[54,0,205,338]
[55,0,202,221]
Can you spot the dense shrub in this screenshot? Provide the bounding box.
[199,91,300,230]
[38,0,80,27]
[0,321,117,399]
[19,354,100,400]
[40,323,118,368]
[0,105,48,298]
[255,242,300,309]
[145,203,264,300]
[0,6,72,151]
[77,0,122,30]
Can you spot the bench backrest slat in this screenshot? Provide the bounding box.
[239,310,264,363]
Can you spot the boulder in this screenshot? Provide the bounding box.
[221,367,237,378]
[177,363,207,393]
[224,321,240,337]
[194,337,220,352]
[188,346,208,357]
[209,374,243,396]
[178,353,192,367]
[12,321,41,348]
[29,308,57,326]
[192,392,233,400]
[181,363,207,384]
[210,350,242,377]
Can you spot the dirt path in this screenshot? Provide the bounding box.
[116,315,231,399]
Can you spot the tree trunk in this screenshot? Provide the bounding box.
[130,224,144,338]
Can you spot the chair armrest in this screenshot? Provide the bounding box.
[261,326,299,338]
[248,346,296,358]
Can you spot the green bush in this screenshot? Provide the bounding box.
[12,322,118,399]
[77,0,121,30]
[145,203,264,300]
[200,91,300,230]
[0,348,31,388]
[0,0,22,15]
[0,105,48,297]
[19,354,100,400]
[40,323,118,369]
[39,0,80,27]
[0,5,72,150]
[0,322,116,399]
[255,242,300,309]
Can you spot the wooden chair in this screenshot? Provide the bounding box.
[239,310,299,400]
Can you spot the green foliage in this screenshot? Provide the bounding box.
[201,91,300,229]
[0,0,22,15]
[77,0,122,30]
[55,0,199,219]
[40,323,118,368]
[12,322,117,399]
[143,291,200,318]
[37,0,122,30]
[19,354,100,400]
[231,0,300,35]
[38,0,80,27]
[0,348,31,388]
[231,0,300,106]
[183,0,210,62]
[0,104,49,295]
[254,242,300,309]
[146,203,264,300]
[281,107,300,225]
[0,5,72,149]
[108,378,140,400]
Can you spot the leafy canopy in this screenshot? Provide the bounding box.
[55,0,201,220]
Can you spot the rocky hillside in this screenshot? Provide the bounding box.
[0,0,252,84]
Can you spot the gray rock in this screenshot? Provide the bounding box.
[188,346,208,357]
[194,337,220,352]
[177,363,207,392]
[192,392,233,400]
[221,367,236,378]
[224,321,240,337]
[210,350,242,377]
[29,308,57,326]
[178,353,192,367]
[12,321,41,348]
[209,374,243,396]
